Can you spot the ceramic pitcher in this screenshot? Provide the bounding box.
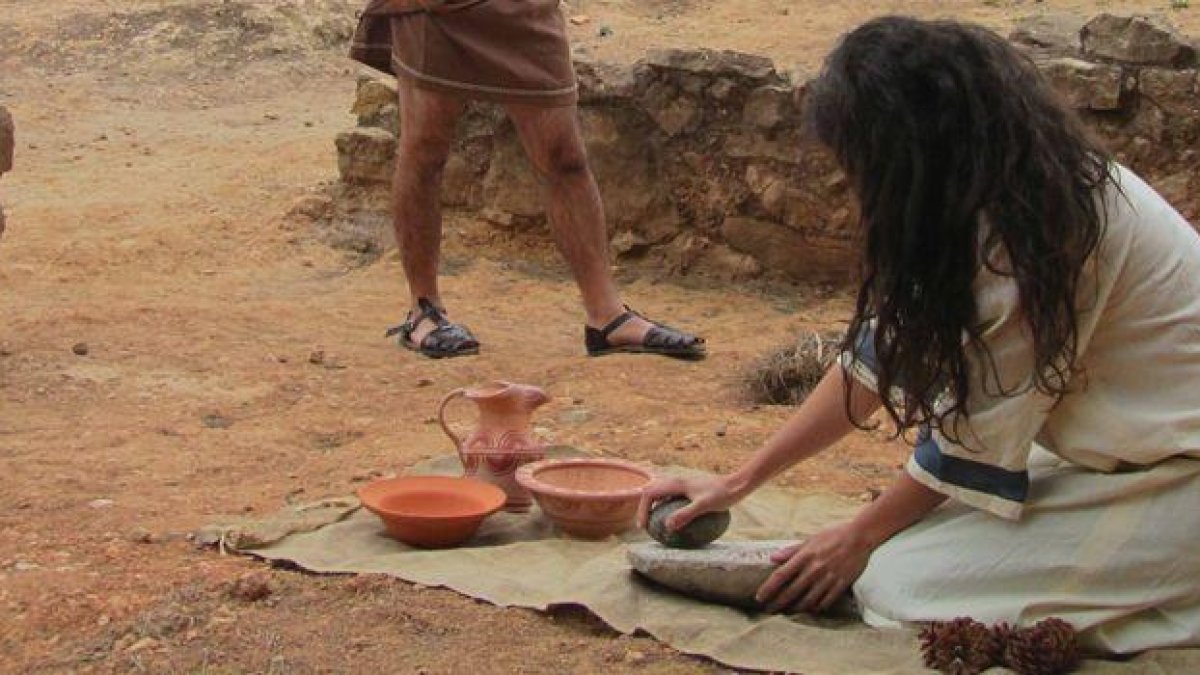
[437,381,549,512]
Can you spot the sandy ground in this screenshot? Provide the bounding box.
[1,1,1196,672]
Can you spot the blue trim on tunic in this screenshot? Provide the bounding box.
[852,324,880,372]
[913,426,1030,503]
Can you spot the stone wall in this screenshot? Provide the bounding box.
[0,105,13,241]
[329,13,1200,283]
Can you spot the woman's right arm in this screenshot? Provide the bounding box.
[637,364,882,530]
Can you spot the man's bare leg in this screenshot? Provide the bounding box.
[507,102,688,349]
[393,81,468,348]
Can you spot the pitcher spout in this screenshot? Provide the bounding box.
[511,383,550,411]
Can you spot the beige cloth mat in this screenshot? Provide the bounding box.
[221,449,1200,674]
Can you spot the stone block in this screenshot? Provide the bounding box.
[743,85,792,130]
[641,48,779,84]
[335,127,396,185]
[352,75,398,124]
[700,243,762,282]
[1081,14,1196,67]
[1010,13,1086,56]
[1139,68,1200,116]
[643,82,699,137]
[481,128,544,220]
[1040,57,1127,110]
[721,217,808,278]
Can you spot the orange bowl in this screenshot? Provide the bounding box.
[516,458,654,539]
[357,476,507,549]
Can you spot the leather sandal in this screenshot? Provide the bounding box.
[585,307,706,360]
[385,298,480,359]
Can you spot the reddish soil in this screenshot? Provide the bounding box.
[2,1,1194,671]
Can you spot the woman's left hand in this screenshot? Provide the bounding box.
[756,522,874,614]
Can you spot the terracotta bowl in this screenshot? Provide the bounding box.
[516,458,654,539]
[357,476,507,549]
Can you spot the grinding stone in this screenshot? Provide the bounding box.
[627,540,791,610]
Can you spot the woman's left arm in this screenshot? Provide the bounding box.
[757,471,946,613]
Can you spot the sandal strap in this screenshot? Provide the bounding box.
[597,308,639,339]
[384,297,450,340]
[643,324,703,349]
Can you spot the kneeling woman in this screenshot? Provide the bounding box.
[640,16,1200,654]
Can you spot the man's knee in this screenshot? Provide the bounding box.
[398,136,453,184]
[531,136,591,182]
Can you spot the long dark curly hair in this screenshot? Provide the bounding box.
[807,17,1115,438]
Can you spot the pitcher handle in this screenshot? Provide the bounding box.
[437,388,468,462]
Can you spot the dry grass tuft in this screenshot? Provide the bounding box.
[745,330,845,405]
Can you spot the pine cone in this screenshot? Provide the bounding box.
[1000,618,1080,675]
[919,617,1002,675]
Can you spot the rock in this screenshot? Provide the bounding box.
[71,342,90,356]
[481,130,544,221]
[1040,57,1127,110]
[579,108,667,222]
[351,75,398,124]
[643,82,699,136]
[611,230,648,256]
[627,540,790,609]
[127,527,155,544]
[335,128,396,185]
[699,243,762,282]
[441,150,486,209]
[1010,13,1086,55]
[89,498,115,509]
[647,497,732,549]
[743,86,792,129]
[1139,68,1200,116]
[1081,14,1196,67]
[641,48,779,84]
[720,217,810,279]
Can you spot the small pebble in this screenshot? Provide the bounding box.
[715,423,728,437]
[125,637,159,653]
[624,650,647,664]
[202,413,233,429]
[89,498,115,509]
[416,378,433,388]
[127,527,155,544]
[72,342,89,356]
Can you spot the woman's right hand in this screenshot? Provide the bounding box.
[636,475,744,532]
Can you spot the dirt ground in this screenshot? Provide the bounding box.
[1,1,1196,672]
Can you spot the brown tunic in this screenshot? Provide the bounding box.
[349,0,578,107]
